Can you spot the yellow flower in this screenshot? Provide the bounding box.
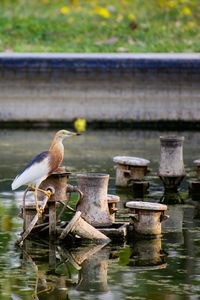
[95,6,111,18]
[181,7,192,16]
[74,118,87,132]
[184,21,196,31]
[167,0,177,8]
[60,6,70,15]
[128,13,136,21]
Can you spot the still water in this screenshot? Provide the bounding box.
[0,129,200,300]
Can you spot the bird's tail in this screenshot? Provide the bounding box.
[11,176,21,190]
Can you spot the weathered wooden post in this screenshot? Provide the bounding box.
[49,242,57,270]
[48,197,56,241]
[38,167,71,240]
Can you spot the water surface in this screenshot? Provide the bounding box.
[0,129,200,300]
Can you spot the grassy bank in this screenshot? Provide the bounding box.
[0,0,199,53]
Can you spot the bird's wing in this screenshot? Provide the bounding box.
[11,151,50,190]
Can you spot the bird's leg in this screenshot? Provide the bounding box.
[33,188,41,217]
[30,185,52,218]
[36,188,52,216]
[37,188,52,199]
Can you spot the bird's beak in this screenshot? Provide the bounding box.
[70,132,81,136]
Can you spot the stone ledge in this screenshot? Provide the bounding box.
[0,53,199,72]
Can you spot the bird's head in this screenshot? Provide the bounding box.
[55,129,80,140]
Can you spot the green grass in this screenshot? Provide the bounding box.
[0,0,199,52]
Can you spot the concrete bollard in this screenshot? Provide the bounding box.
[159,136,185,192]
[37,167,71,240]
[59,211,110,243]
[76,173,113,227]
[113,156,150,187]
[107,194,120,223]
[126,201,168,237]
[38,167,70,202]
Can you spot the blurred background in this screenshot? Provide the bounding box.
[0,0,199,53]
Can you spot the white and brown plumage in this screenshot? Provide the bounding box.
[11,130,79,213]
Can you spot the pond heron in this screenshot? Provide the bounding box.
[11,130,80,214]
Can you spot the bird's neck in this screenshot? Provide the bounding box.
[49,138,64,166]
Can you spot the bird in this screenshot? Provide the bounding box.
[12,129,80,215]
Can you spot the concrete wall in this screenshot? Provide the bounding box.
[0,53,199,122]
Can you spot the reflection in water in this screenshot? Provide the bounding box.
[18,241,111,299]
[162,205,184,244]
[76,247,110,292]
[1,130,200,299]
[162,205,184,233]
[128,238,167,269]
[160,190,184,204]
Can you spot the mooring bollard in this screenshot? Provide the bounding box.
[113,156,150,189]
[59,211,110,242]
[38,167,71,240]
[126,201,168,237]
[38,167,71,202]
[76,173,113,227]
[107,194,120,223]
[159,136,185,193]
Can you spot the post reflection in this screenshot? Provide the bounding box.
[128,237,167,270]
[18,240,112,299]
[162,204,184,244]
[76,246,110,292]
